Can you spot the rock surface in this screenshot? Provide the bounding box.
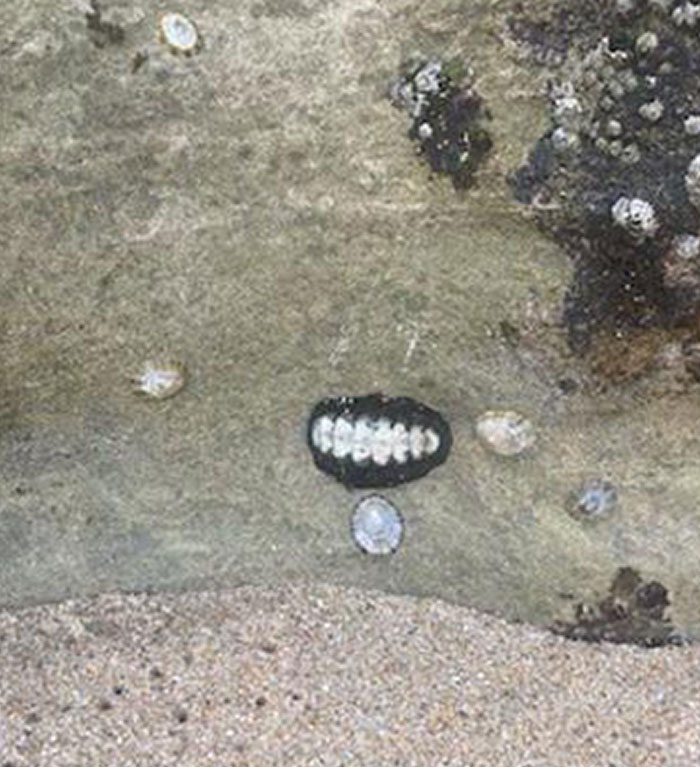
[1,0,700,645]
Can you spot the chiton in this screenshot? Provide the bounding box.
[307,393,452,488]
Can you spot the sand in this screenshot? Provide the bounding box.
[1,583,698,766]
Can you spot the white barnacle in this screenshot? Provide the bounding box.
[158,12,202,55]
[611,196,659,240]
[413,59,443,95]
[684,115,700,136]
[635,31,659,55]
[475,410,536,457]
[672,233,700,261]
[686,154,700,209]
[351,495,404,555]
[672,2,700,26]
[638,99,664,122]
[132,360,187,400]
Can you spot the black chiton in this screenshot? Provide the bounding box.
[307,393,452,488]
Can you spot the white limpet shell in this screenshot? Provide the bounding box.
[132,360,187,400]
[475,409,536,457]
[158,12,202,55]
[351,495,404,555]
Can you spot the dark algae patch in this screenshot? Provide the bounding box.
[390,57,492,190]
[552,566,681,647]
[509,0,700,383]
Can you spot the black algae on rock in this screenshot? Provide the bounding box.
[509,0,700,381]
[552,566,681,647]
[390,57,492,189]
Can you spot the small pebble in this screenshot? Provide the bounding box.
[351,495,404,555]
[475,410,536,457]
[566,479,618,521]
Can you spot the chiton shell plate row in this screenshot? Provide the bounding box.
[307,393,452,488]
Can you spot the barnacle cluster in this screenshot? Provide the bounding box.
[389,57,492,189]
[552,566,679,647]
[510,0,700,380]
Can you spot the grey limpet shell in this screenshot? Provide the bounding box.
[131,360,187,400]
[566,479,618,521]
[158,12,202,56]
[475,409,536,457]
[351,495,404,555]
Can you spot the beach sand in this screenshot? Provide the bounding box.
[1,583,697,766]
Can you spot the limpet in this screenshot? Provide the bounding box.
[351,495,404,555]
[475,409,536,456]
[158,12,202,56]
[131,360,187,400]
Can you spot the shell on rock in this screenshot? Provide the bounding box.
[475,409,536,456]
[351,495,404,555]
[158,12,202,55]
[131,360,187,400]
